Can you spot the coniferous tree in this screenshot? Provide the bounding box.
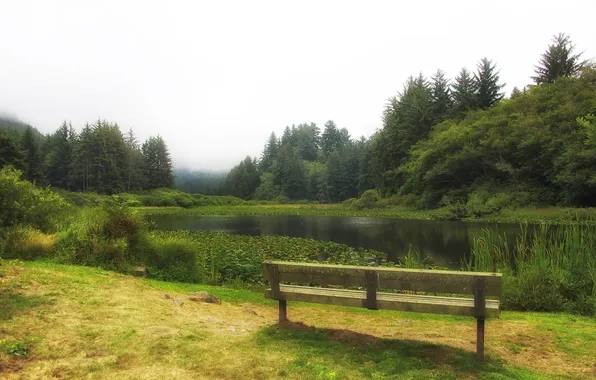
[223,156,261,199]
[45,121,74,189]
[294,123,320,161]
[510,87,523,99]
[321,120,340,157]
[0,129,24,171]
[21,126,42,183]
[142,135,173,189]
[533,33,585,84]
[474,58,505,109]
[123,128,144,191]
[326,150,348,202]
[429,69,453,124]
[259,132,279,172]
[451,68,477,115]
[70,123,94,191]
[382,74,433,188]
[273,145,307,199]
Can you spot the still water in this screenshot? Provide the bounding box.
[148,214,527,269]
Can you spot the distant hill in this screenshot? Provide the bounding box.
[173,168,226,194]
[0,115,44,139]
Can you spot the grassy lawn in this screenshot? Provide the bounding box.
[137,204,596,224]
[1,261,595,379]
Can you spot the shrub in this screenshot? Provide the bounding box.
[342,198,357,207]
[1,226,57,260]
[0,166,69,232]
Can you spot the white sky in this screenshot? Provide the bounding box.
[1,0,594,171]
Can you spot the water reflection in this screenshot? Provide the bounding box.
[148,215,525,269]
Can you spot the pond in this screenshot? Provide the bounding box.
[148,214,528,269]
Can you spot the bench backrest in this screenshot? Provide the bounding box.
[263,261,502,297]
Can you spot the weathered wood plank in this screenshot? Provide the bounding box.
[263,261,502,296]
[264,285,500,318]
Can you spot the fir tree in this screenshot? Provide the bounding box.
[533,33,585,84]
[451,67,477,115]
[21,126,42,183]
[474,58,505,109]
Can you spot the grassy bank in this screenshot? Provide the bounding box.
[2,261,596,379]
[137,204,596,224]
[2,167,596,317]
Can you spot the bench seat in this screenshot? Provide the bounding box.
[265,284,500,318]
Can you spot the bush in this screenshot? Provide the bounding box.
[1,226,57,260]
[0,166,69,232]
[352,190,380,209]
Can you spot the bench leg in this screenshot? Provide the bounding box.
[476,317,485,362]
[279,300,287,322]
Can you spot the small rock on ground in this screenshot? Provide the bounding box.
[188,291,221,305]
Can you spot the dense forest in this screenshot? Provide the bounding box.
[223,34,596,208]
[173,169,226,195]
[0,118,174,193]
[1,34,595,209]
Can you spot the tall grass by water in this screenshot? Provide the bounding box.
[466,223,596,315]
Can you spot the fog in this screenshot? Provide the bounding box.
[1,0,594,170]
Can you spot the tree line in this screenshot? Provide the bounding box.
[223,33,596,207]
[0,119,174,194]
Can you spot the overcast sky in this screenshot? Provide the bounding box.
[1,1,594,171]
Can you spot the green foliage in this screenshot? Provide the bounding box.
[402,68,596,208]
[474,57,505,109]
[0,340,29,357]
[451,68,477,116]
[20,126,43,184]
[44,121,74,189]
[142,135,173,190]
[173,168,225,195]
[467,223,596,315]
[223,156,261,199]
[252,172,281,200]
[352,189,381,209]
[0,129,25,171]
[533,33,586,84]
[0,166,69,232]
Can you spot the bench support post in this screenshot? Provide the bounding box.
[365,270,378,310]
[476,317,485,362]
[473,278,486,362]
[279,300,287,322]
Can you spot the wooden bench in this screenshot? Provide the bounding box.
[263,261,502,361]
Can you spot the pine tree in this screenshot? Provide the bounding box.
[45,121,74,189]
[533,33,585,84]
[0,129,24,171]
[142,135,173,189]
[259,132,279,172]
[20,126,42,183]
[326,150,348,202]
[451,68,477,115]
[510,86,523,99]
[294,123,320,161]
[223,156,261,199]
[70,123,94,191]
[321,120,349,157]
[429,69,453,124]
[272,145,306,199]
[382,74,433,179]
[474,58,505,109]
[123,128,144,191]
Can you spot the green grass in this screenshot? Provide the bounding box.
[3,260,596,378]
[137,204,596,224]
